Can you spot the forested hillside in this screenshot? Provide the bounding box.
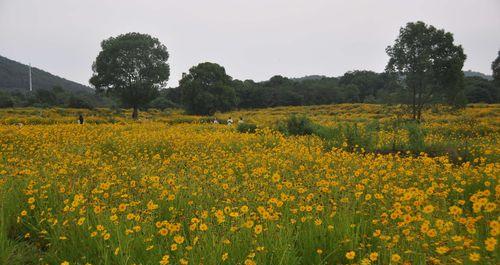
[0,55,92,92]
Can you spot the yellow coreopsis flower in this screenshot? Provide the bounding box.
[174,235,185,244]
[159,255,170,265]
[345,251,355,260]
[254,224,263,234]
[391,254,401,263]
[469,252,480,262]
[485,237,496,251]
[423,205,434,214]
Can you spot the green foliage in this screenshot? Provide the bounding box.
[0,91,14,108]
[237,123,258,133]
[180,62,237,115]
[148,96,179,110]
[452,90,468,109]
[405,122,426,152]
[67,95,94,109]
[273,114,482,163]
[34,89,58,106]
[280,115,316,136]
[89,32,170,118]
[491,50,500,88]
[0,179,42,265]
[339,70,389,102]
[386,21,467,120]
[464,76,499,103]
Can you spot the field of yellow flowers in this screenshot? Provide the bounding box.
[0,104,498,265]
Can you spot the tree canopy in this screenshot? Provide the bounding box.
[180,62,236,115]
[464,76,499,103]
[386,21,466,120]
[89,32,170,118]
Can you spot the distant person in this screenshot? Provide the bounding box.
[238,117,244,124]
[227,117,233,126]
[213,118,219,124]
[78,114,84,124]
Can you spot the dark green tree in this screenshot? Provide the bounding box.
[67,94,95,109]
[492,50,500,88]
[0,91,14,108]
[149,92,180,110]
[89,32,170,119]
[34,89,58,106]
[464,76,498,103]
[386,21,466,120]
[180,62,236,115]
[339,71,383,101]
[52,85,68,105]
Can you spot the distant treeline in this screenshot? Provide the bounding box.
[1,70,498,109]
[0,86,114,109]
[152,71,499,111]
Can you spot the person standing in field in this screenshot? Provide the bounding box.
[78,114,84,124]
[238,117,244,124]
[227,117,233,126]
[213,117,219,124]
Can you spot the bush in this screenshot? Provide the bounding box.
[452,90,468,109]
[67,95,94,109]
[237,123,257,133]
[343,123,368,150]
[405,122,426,153]
[149,97,180,110]
[282,115,316,136]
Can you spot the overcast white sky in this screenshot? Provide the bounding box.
[1,0,499,87]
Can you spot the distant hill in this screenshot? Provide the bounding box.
[463,70,493,81]
[0,55,92,93]
[291,75,327,82]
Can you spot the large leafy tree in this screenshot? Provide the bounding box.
[90,33,169,119]
[180,62,237,115]
[386,21,466,120]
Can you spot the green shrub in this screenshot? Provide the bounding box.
[314,125,343,150]
[405,122,426,153]
[0,92,14,108]
[237,123,258,133]
[342,123,362,149]
[149,97,180,110]
[67,95,94,109]
[282,115,316,136]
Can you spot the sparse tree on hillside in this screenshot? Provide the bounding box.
[89,32,170,119]
[180,62,237,115]
[386,21,466,120]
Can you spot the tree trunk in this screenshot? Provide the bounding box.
[132,106,138,119]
